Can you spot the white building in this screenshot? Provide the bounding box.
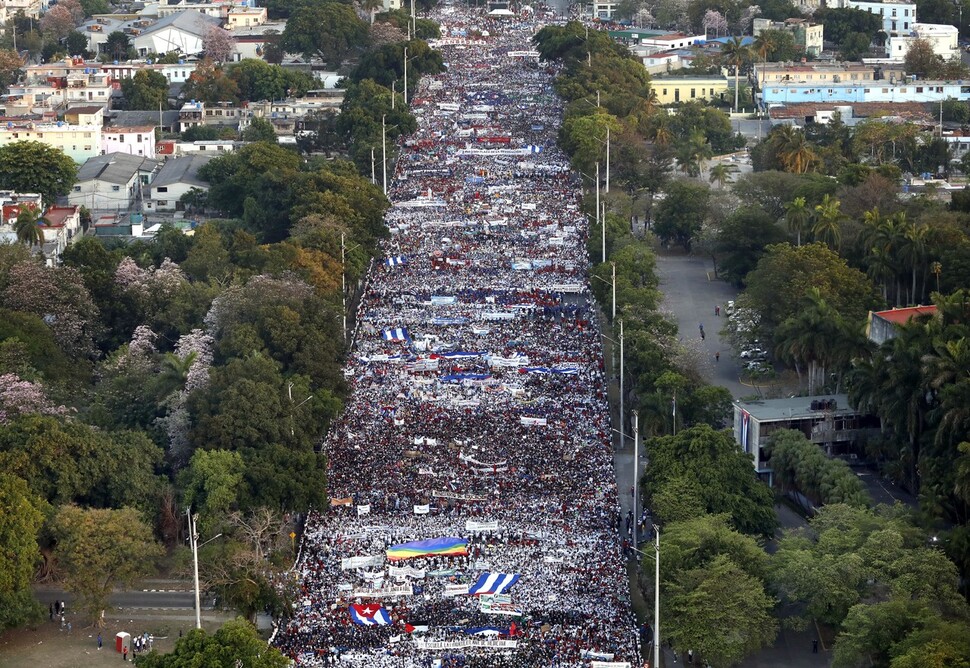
[886,23,959,61]
[69,153,160,211]
[131,10,223,57]
[636,32,706,55]
[0,122,102,163]
[144,154,213,212]
[102,126,157,159]
[834,0,916,35]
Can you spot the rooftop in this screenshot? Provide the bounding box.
[735,394,857,422]
[42,205,79,228]
[152,154,214,188]
[871,305,938,324]
[76,153,160,184]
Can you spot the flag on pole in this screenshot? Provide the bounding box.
[385,256,407,267]
[349,604,392,625]
[468,572,520,596]
[383,327,410,341]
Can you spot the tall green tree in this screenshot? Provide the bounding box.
[643,425,777,536]
[120,69,169,111]
[136,618,289,667]
[280,1,369,68]
[50,504,163,623]
[0,141,78,205]
[0,473,46,630]
[721,36,750,113]
[12,204,48,247]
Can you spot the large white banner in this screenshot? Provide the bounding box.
[443,583,470,596]
[352,583,413,598]
[590,663,631,668]
[357,504,371,516]
[340,555,383,571]
[388,566,426,579]
[465,520,500,532]
[432,489,489,501]
[413,504,431,515]
[413,638,518,650]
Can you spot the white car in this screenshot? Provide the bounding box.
[740,348,767,359]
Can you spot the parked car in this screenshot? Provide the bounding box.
[740,348,767,359]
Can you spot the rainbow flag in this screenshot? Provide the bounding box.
[386,537,468,561]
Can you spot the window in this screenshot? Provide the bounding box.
[918,86,924,92]
[84,145,91,151]
[904,8,909,15]
[864,88,870,93]
[157,200,167,206]
[136,134,142,142]
[662,88,667,96]
[112,185,120,191]
[690,88,696,98]
[157,186,168,193]
[73,185,81,192]
[891,8,896,16]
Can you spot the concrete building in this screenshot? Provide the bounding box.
[226,5,267,29]
[131,11,223,57]
[762,79,970,105]
[832,0,916,35]
[752,18,824,57]
[0,122,102,163]
[733,395,880,481]
[753,61,905,85]
[887,23,959,61]
[69,153,160,210]
[144,154,213,212]
[102,126,157,159]
[866,305,938,344]
[636,32,707,55]
[652,76,729,104]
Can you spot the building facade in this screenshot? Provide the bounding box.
[886,23,959,61]
[652,76,729,104]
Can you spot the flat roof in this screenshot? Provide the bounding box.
[735,394,858,422]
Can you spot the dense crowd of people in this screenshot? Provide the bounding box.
[271,4,640,666]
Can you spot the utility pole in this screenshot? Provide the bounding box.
[187,509,201,630]
[610,261,616,321]
[371,147,376,184]
[619,318,624,454]
[632,410,639,546]
[382,114,388,195]
[341,232,347,341]
[605,126,610,193]
[672,390,677,436]
[403,46,408,104]
[654,526,661,668]
[596,161,603,262]
[391,80,396,110]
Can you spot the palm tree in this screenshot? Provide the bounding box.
[708,163,737,188]
[899,220,929,304]
[649,113,673,146]
[721,36,750,113]
[812,194,844,250]
[772,125,818,174]
[751,31,777,108]
[784,197,811,246]
[13,204,48,247]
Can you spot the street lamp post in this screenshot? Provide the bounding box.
[382,115,388,195]
[602,319,624,454]
[186,510,222,630]
[630,526,661,668]
[403,46,409,103]
[632,409,638,544]
[611,261,616,321]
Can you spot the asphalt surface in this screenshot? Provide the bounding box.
[34,581,209,613]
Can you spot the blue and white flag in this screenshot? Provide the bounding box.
[440,351,486,359]
[383,327,410,341]
[464,626,508,636]
[526,145,543,153]
[385,256,407,267]
[468,572,520,596]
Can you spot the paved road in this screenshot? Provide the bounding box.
[34,582,210,612]
[656,252,747,398]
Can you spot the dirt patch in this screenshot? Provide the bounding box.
[0,613,226,667]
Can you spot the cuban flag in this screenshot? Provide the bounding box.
[468,572,520,596]
[383,327,410,341]
[386,256,407,267]
[350,604,392,626]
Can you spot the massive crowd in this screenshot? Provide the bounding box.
[271,4,640,666]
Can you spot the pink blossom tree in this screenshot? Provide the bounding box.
[202,25,236,63]
[0,373,69,424]
[703,9,728,38]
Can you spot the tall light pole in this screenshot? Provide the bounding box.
[186,509,222,630]
[382,114,388,195]
[596,161,604,263]
[403,46,409,103]
[371,147,376,184]
[653,526,660,668]
[632,409,639,546]
[620,318,624,454]
[610,261,616,321]
[341,232,348,342]
[605,126,610,194]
